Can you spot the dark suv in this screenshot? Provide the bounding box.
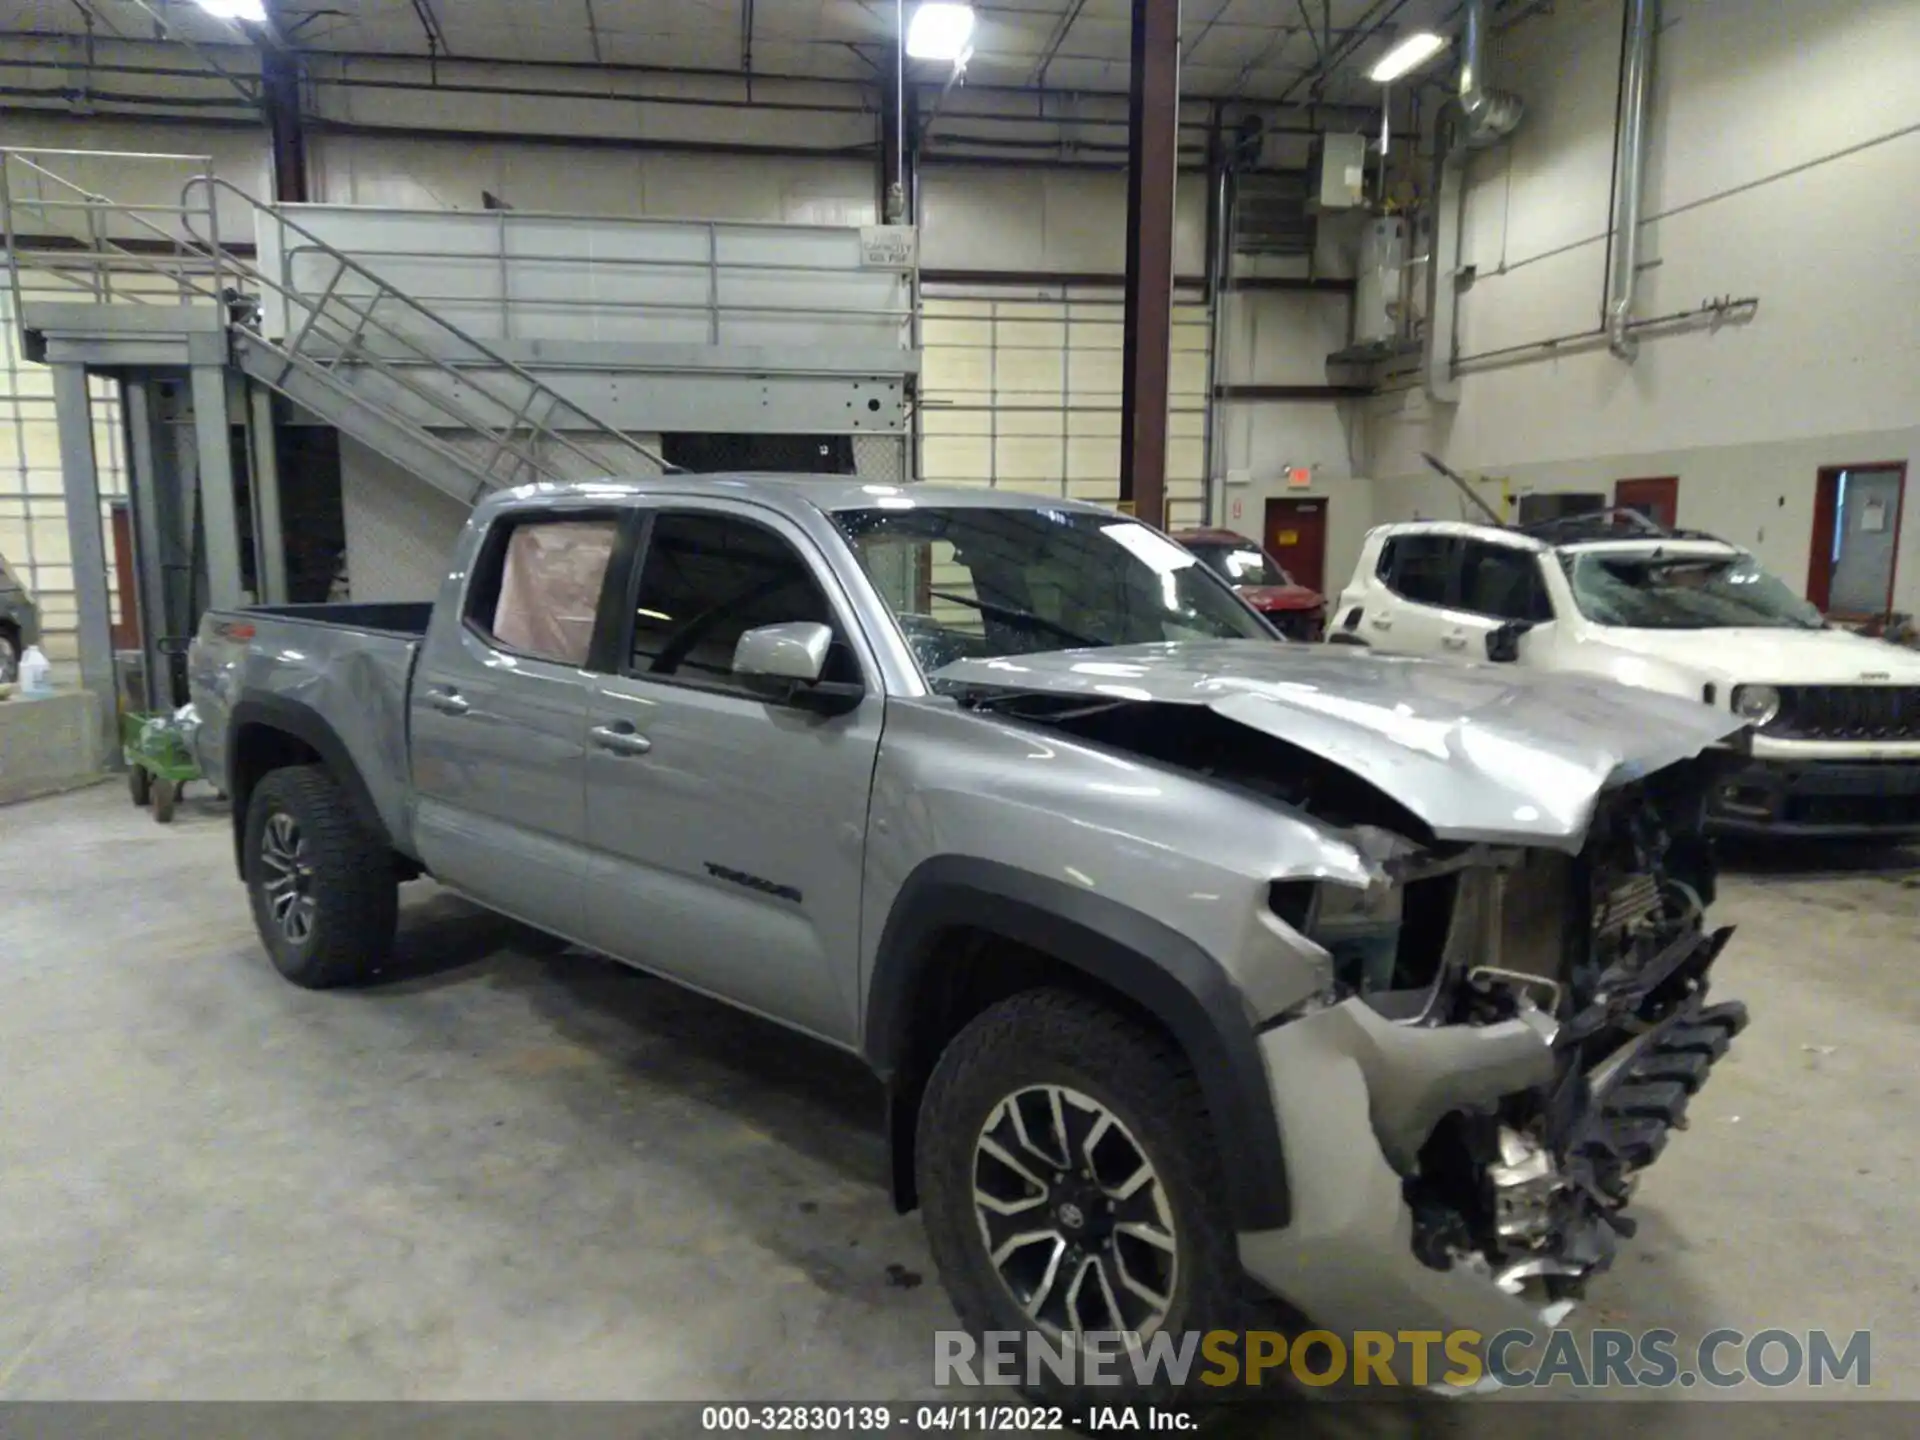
[0,550,40,684]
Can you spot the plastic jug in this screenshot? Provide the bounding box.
[18,644,53,696]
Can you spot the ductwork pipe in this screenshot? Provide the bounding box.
[1458,0,1524,147]
[1607,0,1658,359]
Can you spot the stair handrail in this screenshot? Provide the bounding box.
[0,153,627,503]
[1,148,226,316]
[180,173,667,478]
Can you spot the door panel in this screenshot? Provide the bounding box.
[1439,540,1555,662]
[1264,497,1329,594]
[583,678,880,1044]
[409,510,623,940]
[1366,533,1457,654]
[581,506,880,1046]
[411,640,594,937]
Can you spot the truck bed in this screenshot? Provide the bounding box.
[239,601,433,636]
[187,603,427,854]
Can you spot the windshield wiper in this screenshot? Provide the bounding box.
[926,590,1103,649]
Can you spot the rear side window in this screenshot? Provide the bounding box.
[464,513,620,667]
[1457,541,1552,622]
[1377,535,1455,605]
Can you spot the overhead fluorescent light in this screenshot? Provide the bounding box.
[193,0,267,20]
[1367,31,1448,83]
[906,3,975,61]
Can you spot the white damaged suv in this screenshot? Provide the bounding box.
[1330,512,1920,839]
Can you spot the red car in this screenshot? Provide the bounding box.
[1173,527,1325,641]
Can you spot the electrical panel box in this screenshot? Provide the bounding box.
[1313,133,1367,210]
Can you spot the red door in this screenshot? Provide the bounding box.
[108,501,141,652]
[1615,477,1678,529]
[1264,497,1329,595]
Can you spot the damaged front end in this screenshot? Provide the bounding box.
[1258,753,1747,1324]
[932,643,1750,1334]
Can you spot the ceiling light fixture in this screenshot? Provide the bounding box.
[906,2,975,61]
[192,0,267,21]
[1367,31,1448,83]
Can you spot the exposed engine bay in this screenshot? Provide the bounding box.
[968,690,1748,1306]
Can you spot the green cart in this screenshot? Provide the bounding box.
[123,709,202,823]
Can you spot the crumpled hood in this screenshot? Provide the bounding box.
[934,640,1746,850]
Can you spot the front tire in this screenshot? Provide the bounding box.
[244,765,398,989]
[916,989,1265,1406]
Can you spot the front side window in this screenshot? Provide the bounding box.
[1457,541,1553,622]
[835,505,1271,677]
[466,513,619,666]
[1378,535,1456,605]
[1561,549,1825,630]
[627,511,850,689]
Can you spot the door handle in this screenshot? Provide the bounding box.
[426,689,470,716]
[1369,615,1393,630]
[590,723,653,756]
[1442,634,1469,650]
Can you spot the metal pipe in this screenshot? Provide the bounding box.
[1453,293,1756,369]
[1458,0,1523,147]
[1423,107,1464,403]
[1607,0,1658,360]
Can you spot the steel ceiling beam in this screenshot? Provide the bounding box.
[0,24,1415,107]
[1274,0,1414,104]
[260,0,307,201]
[584,0,604,65]
[1031,0,1090,89]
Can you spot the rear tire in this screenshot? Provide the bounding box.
[0,628,17,685]
[244,764,398,989]
[152,777,177,823]
[916,988,1274,1406]
[129,764,152,807]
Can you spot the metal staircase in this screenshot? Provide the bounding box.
[2,149,665,506]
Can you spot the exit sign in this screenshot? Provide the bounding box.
[1287,466,1313,488]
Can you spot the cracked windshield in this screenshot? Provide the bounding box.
[835,503,1270,675]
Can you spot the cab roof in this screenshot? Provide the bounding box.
[492,473,1119,519]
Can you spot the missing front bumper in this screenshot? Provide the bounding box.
[1236,987,1746,1342]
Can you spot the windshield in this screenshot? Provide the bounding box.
[835,505,1273,675]
[1189,542,1293,589]
[1561,549,1825,630]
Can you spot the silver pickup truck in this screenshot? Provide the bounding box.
[190,476,1749,1401]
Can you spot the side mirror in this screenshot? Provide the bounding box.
[1485,620,1534,663]
[732,621,863,715]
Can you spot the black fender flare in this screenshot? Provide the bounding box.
[226,695,393,875]
[864,855,1290,1232]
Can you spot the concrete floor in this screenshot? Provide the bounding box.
[3,782,1917,1428]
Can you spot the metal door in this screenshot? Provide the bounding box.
[1264,496,1329,595]
[580,503,882,1047]
[409,509,623,941]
